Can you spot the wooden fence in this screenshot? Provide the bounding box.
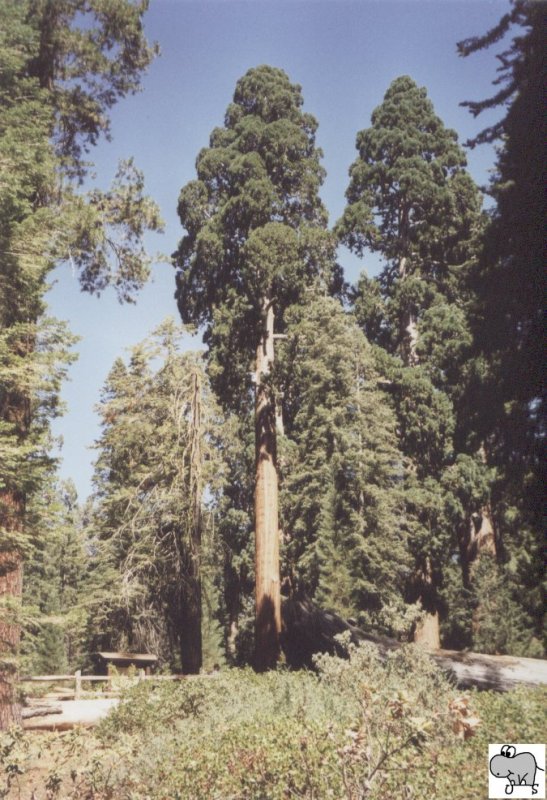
[21,671,187,700]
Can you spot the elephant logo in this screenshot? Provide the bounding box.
[489,744,545,798]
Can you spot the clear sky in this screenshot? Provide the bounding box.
[46,0,511,501]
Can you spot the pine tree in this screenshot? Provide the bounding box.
[21,480,88,674]
[337,76,484,648]
[88,320,222,673]
[458,0,545,652]
[174,66,337,669]
[277,295,412,634]
[0,0,160,728]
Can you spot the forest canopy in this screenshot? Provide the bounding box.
[0,0,544,736]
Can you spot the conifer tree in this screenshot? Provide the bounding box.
[277,295,412,633]
[0,0,160,728]
[21,480,88,674]
[337,76,484,648]
[458,1,544,652]
[88,321,222,673]
[174,66,336,669]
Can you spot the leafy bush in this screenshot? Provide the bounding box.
[1,651,545,799]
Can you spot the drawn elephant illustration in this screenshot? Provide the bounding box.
[489,745,544,796]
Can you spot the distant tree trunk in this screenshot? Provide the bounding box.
[179,371,203,674]
[413,557,441,650]
[398,256,419,367]
[254,299,281,671]
[414,607,441,650]
[463,445,498,588]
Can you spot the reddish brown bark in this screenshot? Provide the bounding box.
[0,535,23,730]
[413,558,441,651]
[254,300,281,671]
[0,346,32,729]
[459,446,498,589]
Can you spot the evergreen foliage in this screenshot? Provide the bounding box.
[337,74,482,361]
[337,76,487,645]
[21,480,88,674]
[87,320,224,672]
[277,295,411,633]
[0,0,161,726]
[0,2,542,690]
[458,0,545,648]
[174,64,337,405]
[174,66,338,666]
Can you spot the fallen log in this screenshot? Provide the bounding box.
[431,649,547,692]
[22,698,119,731]
[22,704,63,718]
[280,597,547,692]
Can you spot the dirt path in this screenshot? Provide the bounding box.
[23,698,119,730]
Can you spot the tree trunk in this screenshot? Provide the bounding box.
[398,257,419,367]
[0,547,23,730]
[179,371,203,674]
[414,608,441,650]
[462,445,497,587]
[458,445,497,593]
[0,338,34,729]
[179,587,202,674]
[254,299,281,671]
[413,557,441,650]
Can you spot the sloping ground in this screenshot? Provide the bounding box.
[281,597,547,690]
[23,698,119,731]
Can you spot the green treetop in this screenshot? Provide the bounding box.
[174,64,337,406]
[338,75,482,364]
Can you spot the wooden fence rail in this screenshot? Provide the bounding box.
[21,671,188,699]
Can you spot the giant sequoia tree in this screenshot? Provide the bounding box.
[0,0,160,728]
[174,66,336,669]
[337,76,484,648]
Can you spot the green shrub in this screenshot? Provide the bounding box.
[2,652,545,799]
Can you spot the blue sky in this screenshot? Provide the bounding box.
[47,0,511,500]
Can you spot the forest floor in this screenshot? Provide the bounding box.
[1,646,546,799]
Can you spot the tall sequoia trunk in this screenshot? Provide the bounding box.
[254,299,281,671]
[0,499,24,730]
[179,371,203,674]
[0,377,32,729]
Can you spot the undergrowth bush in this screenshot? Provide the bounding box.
[1,644,545,799]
